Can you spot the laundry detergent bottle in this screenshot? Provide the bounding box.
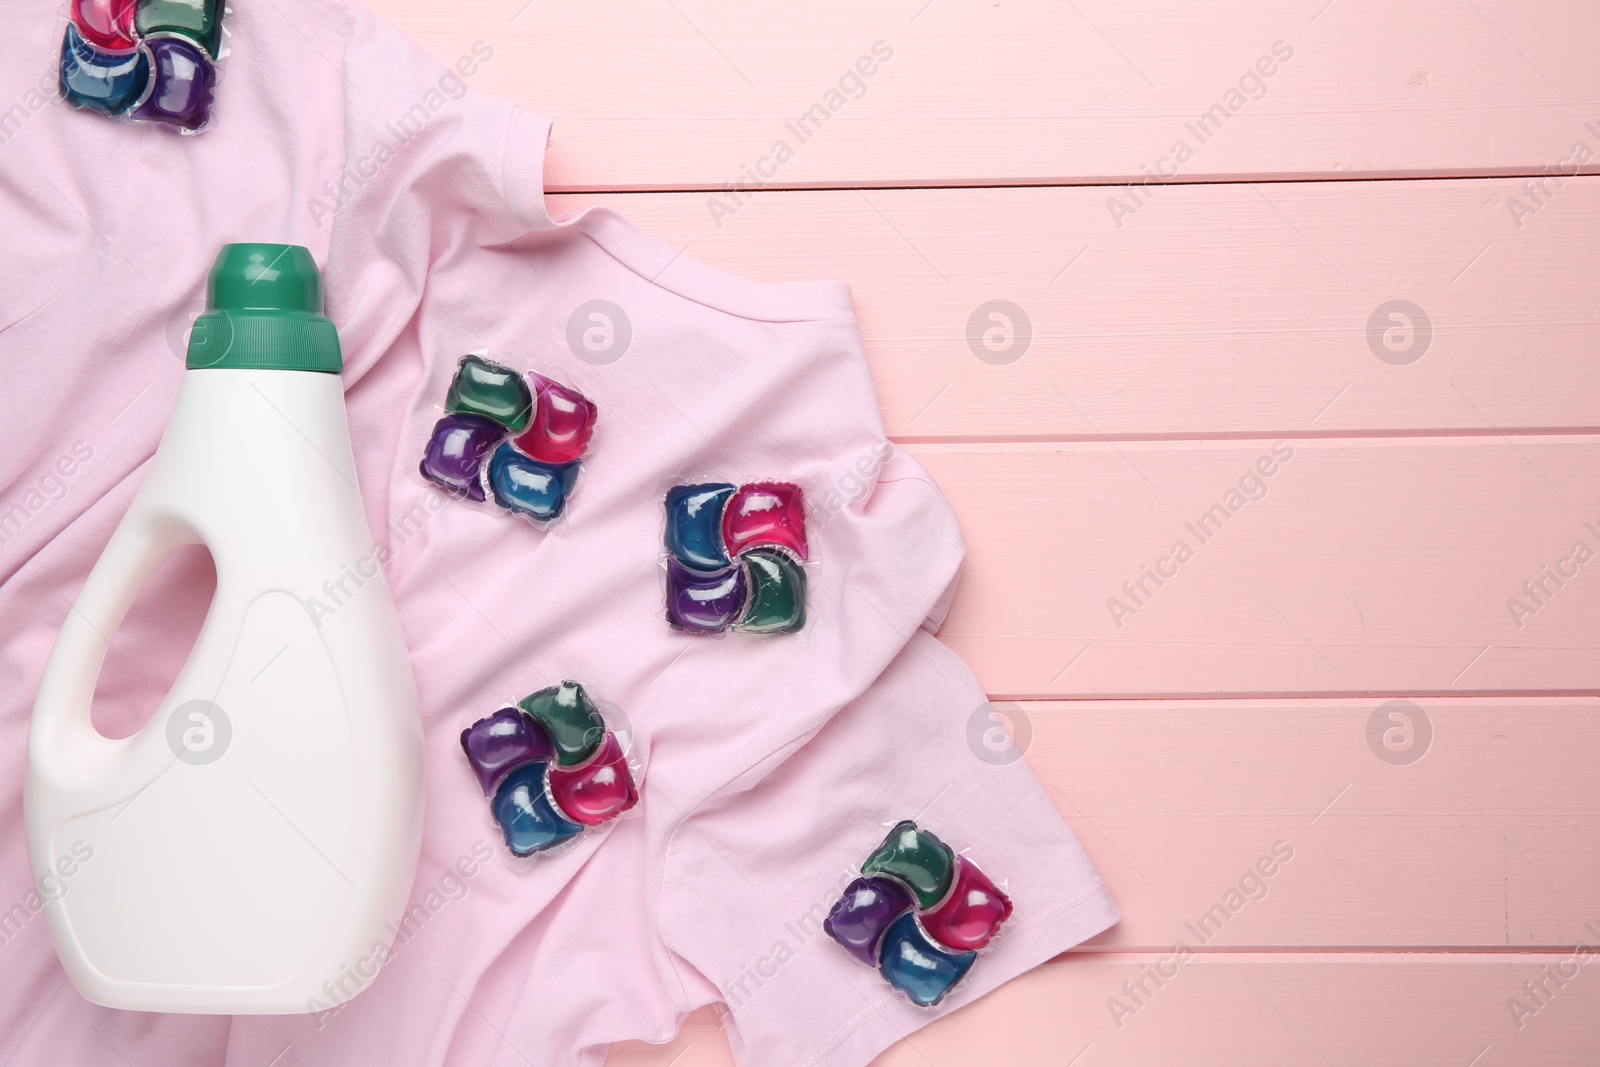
[26,244,424,1014]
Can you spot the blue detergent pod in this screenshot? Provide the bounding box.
[487,443,579,523]
[665,483,734,570]
[878,912,977,1007]
[491,763,583,856]
[60,24,151,116]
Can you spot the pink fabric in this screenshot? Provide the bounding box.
[0,0,1116,1063]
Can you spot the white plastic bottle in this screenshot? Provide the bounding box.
[25,244,424,1014]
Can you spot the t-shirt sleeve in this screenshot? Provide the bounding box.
[657,634,1120,1067]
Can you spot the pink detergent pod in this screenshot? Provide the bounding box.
[419,353,596,527]
[460,682,638,857]
[824,821,1011,1008]
[546,732,637,826]
[512,373,598,465]
[723,481,808,561]
[661,479,810,636]
[71,0,139,51]
[919,854,1013,952]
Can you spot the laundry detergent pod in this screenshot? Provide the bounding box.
[421,353,596,526]
[58,0,225,131]
[826,821,1011,1008]
[662,478,810,636]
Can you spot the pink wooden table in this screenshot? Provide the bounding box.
[354,1,1600,1062]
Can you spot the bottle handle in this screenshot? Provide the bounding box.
[29,506,201,794]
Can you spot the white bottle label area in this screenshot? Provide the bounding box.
[58,591,353,987]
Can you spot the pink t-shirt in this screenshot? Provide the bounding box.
[0,0,1117,1063]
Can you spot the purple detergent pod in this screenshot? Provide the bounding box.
[131,36,213,130]
[419,412,502,502]
[661,478,811,636]
[665,557,748,634]
[419,352,597,527]
[459,706,555,796]
[825,820,1012,1008]
[823,876,913,966]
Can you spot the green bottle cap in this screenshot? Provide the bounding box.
[186,244,343,372]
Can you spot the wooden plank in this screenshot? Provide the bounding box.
[902,438,1600,698]
[361,0,1600,188]
[607,954,1600,1066]
[548,178,1600,441]
[1015,698,1599,950]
